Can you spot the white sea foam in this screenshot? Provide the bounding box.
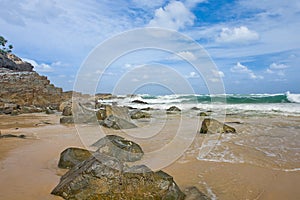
[286,91,300,103]
[98,93,300,116]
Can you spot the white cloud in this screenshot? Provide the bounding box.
[216,26,259,44]
[231,62,263,79]
[148,1,195,30]
[269,63,288,69]
[177,51,197,61]
[212,69,225,78]
[22,58,54,72]
[186,71,199,78]
[266,63,288,76]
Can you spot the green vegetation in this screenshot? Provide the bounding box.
[0,36,13,54]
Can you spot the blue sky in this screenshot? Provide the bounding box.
[1,0,299,94]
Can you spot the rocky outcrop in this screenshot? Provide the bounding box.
[0,53,68,112]
[0,53,33,71]
[51,153,185,200]
[200,118,236,134]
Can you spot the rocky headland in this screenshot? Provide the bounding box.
[0,52,71,114]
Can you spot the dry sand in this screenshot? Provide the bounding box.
[0,113,299,199]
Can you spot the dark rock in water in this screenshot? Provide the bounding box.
[130,110,151,119]
[62,106,72,116]
[200,118,236,134]
[60,116,74,124]
[102,115,137,129]
[141,107,154,111]
[184,187,210,200]
[167,106,181,112]
[51,154,185,200]
[91,135,144,162]
[197,112,209,117]
[58,147,93,169]
[190,107,201,110]
[132,99,148,104]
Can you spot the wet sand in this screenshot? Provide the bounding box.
[0,113,299,199]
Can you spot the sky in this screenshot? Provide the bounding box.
[0,0,299,94]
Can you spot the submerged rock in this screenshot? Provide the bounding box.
[130,110,151,119]
[184,187,211,200]
[91,135,144,162]
[200,118,236,134]
[58,147,93,169]
[51,154,185,200]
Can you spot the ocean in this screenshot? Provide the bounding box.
[96,91,300,175]
[100,91,300,116]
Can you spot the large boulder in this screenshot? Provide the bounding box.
[200,118,236,134]
[58,147,93,169]
[91,135,143,162]
[51,153,185,200]
[100,115,137,129]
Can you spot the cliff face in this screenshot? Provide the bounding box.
[0,53,66,111]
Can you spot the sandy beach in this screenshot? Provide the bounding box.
[0,112,299,199]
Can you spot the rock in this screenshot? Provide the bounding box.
[91,135,144,162]
[96,108,107,120]
[62,106,72,116]
[184,187,210,200]
[0,53,33,71]
[130,110,151,119]
[132,99,148,104]
[10,110,20,116]
[197,112,209,117]
[51,154,185,200]
[21,106,43,113]
[60,116,74,124]
[58,147,93,169]
[141,107,154,111]
[45,108,55,114]
[0,133,26,139]
[190,107,201,110]
[59,100,72,112]
[200,118,236,134]
[167,106,181,112]
[102,115,137,129]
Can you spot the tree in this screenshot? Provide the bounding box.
[0,36,13,54]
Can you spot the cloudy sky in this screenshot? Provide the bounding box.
[1,0,299,94]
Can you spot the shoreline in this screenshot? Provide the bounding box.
[0,113,299,199]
